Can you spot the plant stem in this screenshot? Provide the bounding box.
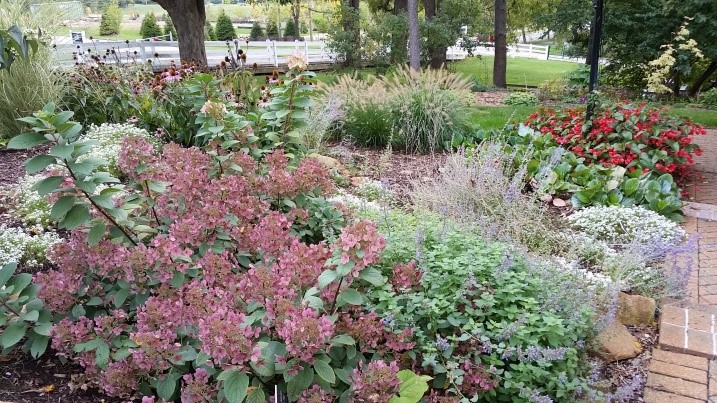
[330,277,344,314]
[64,160,139,246]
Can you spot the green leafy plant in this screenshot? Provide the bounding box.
[0,262,53,358]
[698,88,717,107]
[360,209,602,401]
[503,91,539,106]
[0,26,38,71]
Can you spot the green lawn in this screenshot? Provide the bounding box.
[468,105,538,130]
[664,106,717,128]
[452,56,578,87]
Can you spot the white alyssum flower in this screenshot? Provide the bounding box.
[568,205,685,246]
[328,191,383,214]
[79,123,155,175]
[0,225,62,267]
[9,174,53,228]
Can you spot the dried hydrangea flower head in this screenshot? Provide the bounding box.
[287,51,308,72]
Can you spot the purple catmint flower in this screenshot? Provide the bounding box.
[434,336,450,352]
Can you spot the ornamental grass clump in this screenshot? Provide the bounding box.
[318,67,475,153]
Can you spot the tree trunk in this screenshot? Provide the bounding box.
[293,0,300,38]
[493,0,507,87]
[155,0,207,65]
[407,0,420,70]
[689,60,717,97]
[522,27,527,44]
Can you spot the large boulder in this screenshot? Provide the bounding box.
[617,292,656,326]
[594,320,642,362]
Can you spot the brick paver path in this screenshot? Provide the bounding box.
[646,129,717,402]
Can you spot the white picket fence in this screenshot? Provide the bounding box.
[446,42,552,61]
[52,39,337,68]
[54,38,589,68]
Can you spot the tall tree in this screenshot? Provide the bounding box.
[407,0,420,69]
[154,0,207,65]
[493,0,507,87]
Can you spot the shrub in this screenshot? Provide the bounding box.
[568,205,685,246]
[503,91,538,106]
[163,14,177,40]
[410,142,568,255]
[0,262,55,357]
[8,106,448,401]
[698,88,717,107]
[249,21,264,40]
[537,78,569,101]
[139,12,163,39]
[0,226,61,267]
[284,19,297,38]
[266,19,279,37]
[214,10,236,41]
[99,2,121,36]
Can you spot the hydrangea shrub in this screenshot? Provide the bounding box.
[6,106,437,401]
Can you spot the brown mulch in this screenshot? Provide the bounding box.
[325,144,448,204]
[474,91,509,106]
[0,351,123,403]
[604,325,658,402]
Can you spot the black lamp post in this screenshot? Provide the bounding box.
[586,0,604,120]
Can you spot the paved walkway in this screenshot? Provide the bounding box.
[645,129,717,402]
